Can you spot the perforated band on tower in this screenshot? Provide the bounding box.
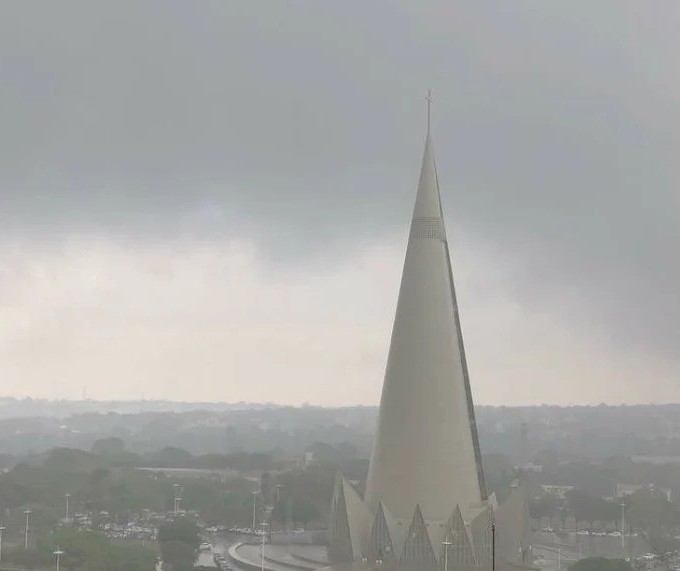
[409,216,447,241]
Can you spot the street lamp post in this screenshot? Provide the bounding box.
[620,503,626,554]
[173,484,181,516]
[442,535,453,571]
[23,509,32,550]
[491,522,496,571]
[251,491,258,533]
[0,525,6,565]
[53,548,64,571]
[261,521,268,571]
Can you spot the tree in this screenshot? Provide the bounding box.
[159,541,196,571]
[529,494,558,520]
[647,532,680,556]
[271,499,286,525]
[566,490,618,525]
[291,497,319,528]
[44,530,157,571]
[570,558,631,571]
[42,531,109,570]
[275,464,335,521]
[147,447,194,468]
[2,547,51,571]
[261,471,272,504]
[158,518,200,571]
[91,437,125,456]
[3,530,156,571]
[105,540,157,571]
[201,488,252,528]
[627,490,680,533]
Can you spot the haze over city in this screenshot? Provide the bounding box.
[2,1,680,405]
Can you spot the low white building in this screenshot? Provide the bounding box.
[540,485,574,499]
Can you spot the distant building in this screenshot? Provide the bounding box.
[631,455,680,466]
[517,462,543,473]
[615,483,644,498]
[540,485,574,499]
[616,483,672,502]
[137,467,239,480]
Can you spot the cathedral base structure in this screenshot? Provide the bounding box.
[328,473,531,570]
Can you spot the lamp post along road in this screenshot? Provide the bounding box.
[620,502,627,554]
[443,536,453,571]
[23,509,31,549]
[251,491,258,532]
[261,521,268,571]
[491,521,496,571]
[0,525,6,565]
[54,548,64,571]
[173,484,181,515]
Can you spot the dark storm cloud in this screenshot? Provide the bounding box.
[2,2,680,359]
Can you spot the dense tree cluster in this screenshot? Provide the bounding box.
[158,518,200,571]
[0,445,260,541]
[565,491,620,525]
[2,530,157,571]
[570,558,632,571]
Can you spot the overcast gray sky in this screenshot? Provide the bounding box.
[1,1,679,405]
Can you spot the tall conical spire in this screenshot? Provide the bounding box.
[327,100,530,570]
[364,97,486,523]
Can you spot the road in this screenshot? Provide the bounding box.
[532,531,648,570]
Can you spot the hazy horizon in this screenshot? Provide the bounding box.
[2,2,680,406]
